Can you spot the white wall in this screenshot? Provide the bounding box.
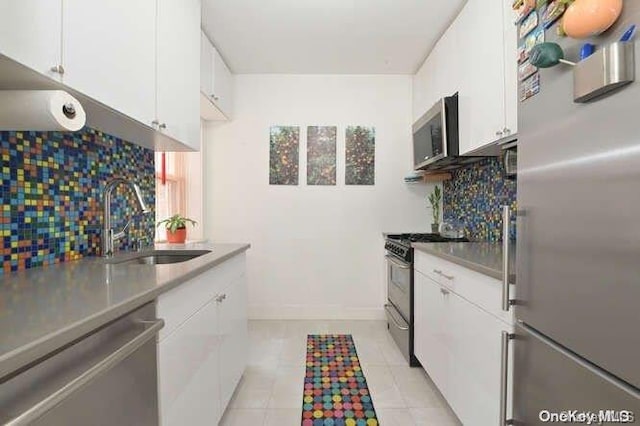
[203,74,435,319]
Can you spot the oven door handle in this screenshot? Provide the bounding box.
[384,304,409,331]
[5,319,165,426]
[385,255,410,269]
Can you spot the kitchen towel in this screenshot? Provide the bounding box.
[0,90,86,131]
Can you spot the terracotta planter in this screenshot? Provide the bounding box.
[166,227,187,244]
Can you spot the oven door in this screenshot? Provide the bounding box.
[386,254,411,321]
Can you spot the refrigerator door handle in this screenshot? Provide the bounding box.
[500,331,515,426]
[502,206,512,311]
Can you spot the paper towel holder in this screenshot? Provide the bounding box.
[574,41,635,103]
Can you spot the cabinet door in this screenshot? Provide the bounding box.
[158,298,222,426]
[414,271,450,398]
[218,273,249,410]
[157,0,201,150]
[412,54,437,122]
[503,0,519,137]
[200,31,214,97]
[458,0,506,154]
[212,47,233,118]
[63,0,156,127]
[447,290,513,425]
[0,1,63,81]
[436,25,460,99]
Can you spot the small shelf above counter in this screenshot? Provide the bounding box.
[404,171,451,184]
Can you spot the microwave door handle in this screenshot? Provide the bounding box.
[440,97,448,158]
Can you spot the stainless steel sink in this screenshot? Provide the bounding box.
[109,250,211,266]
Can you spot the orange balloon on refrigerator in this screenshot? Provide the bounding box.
[563,0,623,38]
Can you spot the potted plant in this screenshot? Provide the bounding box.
[157,214,197,244]
[428,186,442,233]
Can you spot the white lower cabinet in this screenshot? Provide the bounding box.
[415,267,513,425]
[218,273,249,409]
[158,296,222,425]
[157,253,248,426]
[414,271,450,397]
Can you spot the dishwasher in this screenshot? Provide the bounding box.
[0,302,164,426]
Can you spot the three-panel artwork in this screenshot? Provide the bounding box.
[269,125,375,186]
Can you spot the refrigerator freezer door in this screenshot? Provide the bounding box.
[516,3,640,389]
[513,324,640,424]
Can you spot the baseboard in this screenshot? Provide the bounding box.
[249,305,386,320]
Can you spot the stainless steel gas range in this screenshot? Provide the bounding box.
[384,233,467,366]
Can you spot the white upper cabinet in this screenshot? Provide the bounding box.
[412,0,518,154]
[212,47,233,117]
[458,0,507,154]
[503,1,519,137]
[200,31,214,97]
[0,1,202,150]
[0,0,63,81]
[157,0,201,150]
[63,0,156,127]
[200,31,234,120]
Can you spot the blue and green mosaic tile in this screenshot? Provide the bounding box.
[0,128,155,275]
[443,157,516,242]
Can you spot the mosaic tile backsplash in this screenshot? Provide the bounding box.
[443,157,516,242]
[1,128,155,274]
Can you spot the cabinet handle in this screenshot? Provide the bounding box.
[502,206,512,311]
[500,331,515,426]
[211,94,220,101]
[151,119,160,129]
[496,130,504,137]
[440,287,450,296]
[159,123,167,130]
[50,64,65,75]
[215,294,227,303]
[503,127,511,135]
[440,272,454,280]
[432,269,442,275]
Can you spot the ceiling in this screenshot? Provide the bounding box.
[201,0,467,74]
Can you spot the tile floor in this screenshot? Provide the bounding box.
[220,320,461,426]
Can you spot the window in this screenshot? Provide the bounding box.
[154,125,204,242]
[155,152,186,241]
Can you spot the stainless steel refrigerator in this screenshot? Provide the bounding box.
[514,3,640,423]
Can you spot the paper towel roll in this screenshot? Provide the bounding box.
[0,90,86,132]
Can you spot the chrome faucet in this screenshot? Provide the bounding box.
[102,178,151,257]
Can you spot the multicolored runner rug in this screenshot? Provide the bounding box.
[302,335,379,426]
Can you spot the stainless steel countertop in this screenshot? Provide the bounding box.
[412,242,516,283]
[0,242,250,379]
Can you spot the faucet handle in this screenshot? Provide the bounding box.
[133,236,151,252]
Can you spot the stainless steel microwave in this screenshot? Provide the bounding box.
[412,93,459,170]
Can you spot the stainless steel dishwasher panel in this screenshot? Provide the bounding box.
[0,302,162,426]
